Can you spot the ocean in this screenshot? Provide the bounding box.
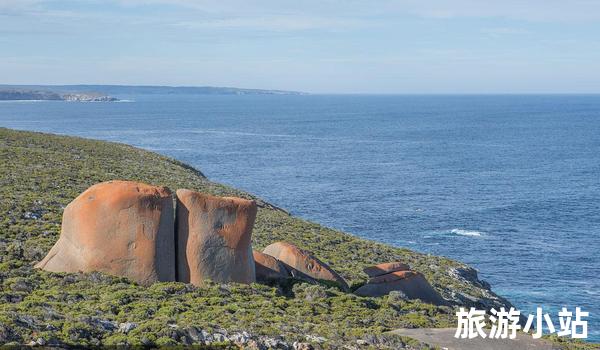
[1,94,598,341]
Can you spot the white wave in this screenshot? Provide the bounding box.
[450,228,483,237]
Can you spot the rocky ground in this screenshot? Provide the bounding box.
[0,128,594,349]
[390,328,561,350]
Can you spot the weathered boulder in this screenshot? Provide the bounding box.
[176,189,257,286]
[262,242,349,290]
[253,250,290,283]
[35,180,175,285]
[354,270,447,305]
[367,270,417,284]
[363,262,411,278]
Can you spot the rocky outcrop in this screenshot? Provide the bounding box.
[253,250,290,283]
[34,179,447,306]
[363,262,411,277]
[35,180,175,285]
[176,189,257,286]
[263,242,349,290]
[35,182,259,287]
[355,266,447,305]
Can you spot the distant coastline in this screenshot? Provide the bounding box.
[0,84,306,96]
[0,89,119,102]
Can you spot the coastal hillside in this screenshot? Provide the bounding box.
[0,128,513,348]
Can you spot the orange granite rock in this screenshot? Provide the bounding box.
[363,262,411,278]
[253,250,290,282]
[176,189,257,286]
[35,180,175,285]
[355,270,447,305]
[263,241,348,290]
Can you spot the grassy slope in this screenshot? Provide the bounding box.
[0,128,591,349]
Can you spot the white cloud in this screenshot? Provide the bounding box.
[0,0,43,15]
[481,27,530,38]
[390,0,600,22]
[5,0,600,28]
[6,0,600,22]
[117,0,600,22]
[171,15,371,31]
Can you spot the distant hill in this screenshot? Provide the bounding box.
[0,84,306,96]
[0,88,118,102]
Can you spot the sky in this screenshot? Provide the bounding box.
[1,0,600,93]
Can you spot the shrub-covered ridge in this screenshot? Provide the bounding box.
[0,128,520,348]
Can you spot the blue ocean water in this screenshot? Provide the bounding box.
[1,94,599,341]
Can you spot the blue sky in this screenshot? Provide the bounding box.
[1,0,600,93]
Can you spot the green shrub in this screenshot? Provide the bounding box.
[0,128,525,348]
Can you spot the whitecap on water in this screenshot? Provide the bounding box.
[450,228,483,237]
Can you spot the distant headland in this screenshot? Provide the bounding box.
[0,84,306,99]
[0,88,119,102]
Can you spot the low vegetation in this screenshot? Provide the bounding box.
[0,128,594,349]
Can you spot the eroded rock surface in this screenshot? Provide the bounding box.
[263,242,349,290]
[35,180,175,285]
[253,250,290,283]
[355,269,447,305]
[363,262,411,278]
[176,189,257,286]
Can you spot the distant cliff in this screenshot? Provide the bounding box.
[0,84,306,96]
[0,89,118,102]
